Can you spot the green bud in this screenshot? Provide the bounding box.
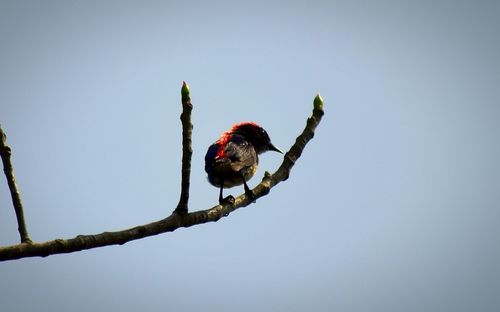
[313,93,324,110]
[181,81,190,97]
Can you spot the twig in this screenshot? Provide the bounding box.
[271,94,324,187]
[174,81,193,214]
[0,125,32,244]
[0,91,324,261]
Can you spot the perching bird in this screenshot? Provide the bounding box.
[205,122,282,204]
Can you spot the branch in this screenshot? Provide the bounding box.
[0,90,324,262]
[0,125,32,244]
[174,81,193,214]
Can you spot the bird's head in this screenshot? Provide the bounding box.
[230,122,283,154]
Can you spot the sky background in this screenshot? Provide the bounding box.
[1,1,499,311]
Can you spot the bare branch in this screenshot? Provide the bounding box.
[0,125,32,244]
[174,81,193,214]
[0,91,324,262]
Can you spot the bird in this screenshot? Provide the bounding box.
[205,122,283,204]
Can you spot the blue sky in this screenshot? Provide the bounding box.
[1,1,499,311]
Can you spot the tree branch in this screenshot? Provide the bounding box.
[0,89,324,262]
[0,125,32,244]
[174,81,193,214]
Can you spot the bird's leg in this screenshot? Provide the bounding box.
[219,184,224,205]
[219,180,235,205]
[241,175,256,203]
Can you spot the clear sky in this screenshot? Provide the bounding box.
[1,1,499,311]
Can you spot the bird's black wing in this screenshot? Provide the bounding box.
[204,143,220,173]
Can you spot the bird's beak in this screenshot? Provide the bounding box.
[268,142,283,154]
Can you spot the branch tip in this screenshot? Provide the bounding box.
[181,81,190,97]
[0,125,32,244]
[0,126,6,143]
[175,80,194,214]
[313,93,324,110]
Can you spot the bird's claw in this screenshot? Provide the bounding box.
[246,190,256,203]
[219,195,235,206]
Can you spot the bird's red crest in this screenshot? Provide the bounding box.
[230,121,260,132]
[215,122,261,159]
[215,131,232,159]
